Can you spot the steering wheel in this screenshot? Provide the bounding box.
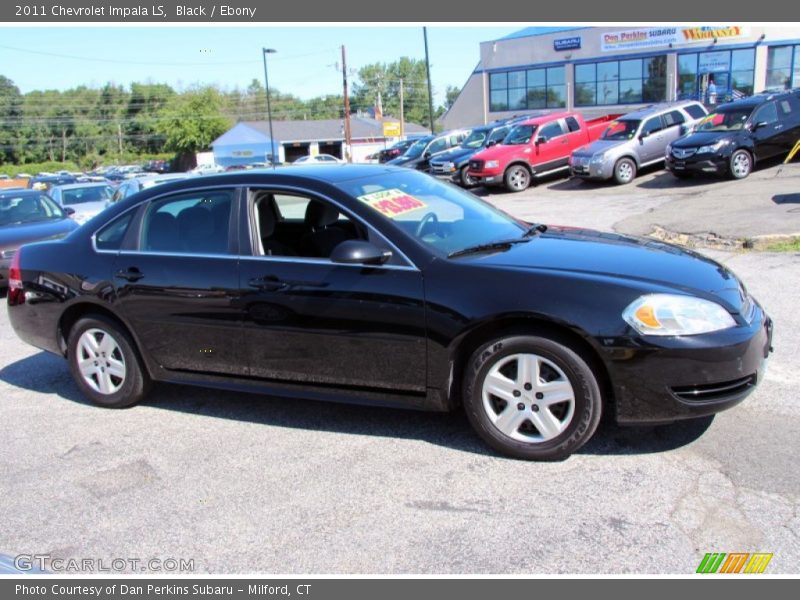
[414,211,439,238]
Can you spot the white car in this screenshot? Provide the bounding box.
[49,182,114,225]
[293,154,344,165]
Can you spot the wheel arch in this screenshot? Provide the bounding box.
[57,302,155,379]
[615,154,640,168]
[447,315,615,416]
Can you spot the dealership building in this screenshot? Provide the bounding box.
[441,25,800,129]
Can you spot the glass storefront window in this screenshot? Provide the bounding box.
[489,65,566,112]
[678,49,755,100]
[575,56,666,106]
[767,45,798,89]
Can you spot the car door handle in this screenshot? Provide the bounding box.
[248,276,288,291]
[115,267,144,282]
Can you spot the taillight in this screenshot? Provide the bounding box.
[8,250,24,305]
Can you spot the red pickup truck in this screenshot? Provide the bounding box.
[467,111,621,192]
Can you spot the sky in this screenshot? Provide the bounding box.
[0,26,520,105]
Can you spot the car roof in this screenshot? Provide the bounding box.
[518,111,577,126]
[618,101,704,120]
[0,189,46,198]
[51,182,112,190]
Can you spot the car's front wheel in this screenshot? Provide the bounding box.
[463,335,602,460]
[460,165,477,187]
[729,149,752,179]
[67,315,151,408]
[613,158,637,185]
[504,164,531,192]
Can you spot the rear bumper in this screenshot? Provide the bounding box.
[607,305,773,424]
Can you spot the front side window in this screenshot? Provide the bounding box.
[0,193,66,226]
[335,170,525,257]
[641,116,663,137]
[141,190,233,254]
[504,125,537,145]
[696,107,754,132]
[601,119,640,141]
[461,130,488,149]
[753,102,778,126]
[95,211,134,251]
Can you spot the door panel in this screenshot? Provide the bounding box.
[239,259,427,392]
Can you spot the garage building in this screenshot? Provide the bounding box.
[211,116,429,166]
[442,25,800,129]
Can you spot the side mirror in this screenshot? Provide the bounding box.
[639,130,650,139]
[423,151,432,159]
[487,139,498,147]
[330,240,391,266]
[535,136,548,145]
[751,121,768,131]
[64,207,75,216]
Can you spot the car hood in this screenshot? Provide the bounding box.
[66,201,109,218]
[672,131,736,148]
[472,144,524,162]
[466,227,748,312]
[574,139,629,156]
[0,218,78,250]
[387,155,423,167]
[431,147,479,163]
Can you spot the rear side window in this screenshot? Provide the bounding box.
[141,190,233,254]
[565,116,581,132]
[684,104,708,119]
[488,127,509,143]
[95,212,134,251]
[778,100,792,116]
[663,110,686,127]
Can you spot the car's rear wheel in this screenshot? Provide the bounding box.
[504,165,531,192]
[613,158,637,185]
[729,149,752,179]
[463,335,602,460]
[67,315,151,408]
[460,165,477,187]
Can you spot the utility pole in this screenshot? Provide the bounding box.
[341,44,352,163]
[399,78,405,139]
[117,122,122,155]
[62,128,67,162]
[423,27,435,134]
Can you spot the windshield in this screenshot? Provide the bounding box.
[0,193,65,226]
[461,130,488,149]
[696,108,754,132]
[61,186,113,205]
[402,137,433,159]
[335,170,526,256]
[601,119,641,140]
[503,125,537,145]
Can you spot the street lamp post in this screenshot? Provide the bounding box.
[262,48,277,168]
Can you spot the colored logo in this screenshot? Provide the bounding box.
[696,552,773,574]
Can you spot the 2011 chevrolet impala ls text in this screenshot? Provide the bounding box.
[6,166,773,460]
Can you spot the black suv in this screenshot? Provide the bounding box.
[386,130,469,172]
[429,123,512,187]
[666,89,800,179]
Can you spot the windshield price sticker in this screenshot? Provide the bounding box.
[358,189,427,218]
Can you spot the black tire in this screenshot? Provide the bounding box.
[503,164,531,192]
[463,335,602,460]
[728,149,752,180]
[67,315,151,408]
[613,157,637,185]
[460,165,476,188]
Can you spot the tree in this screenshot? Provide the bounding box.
[156,87,232,170]
[0,76,24,164]
[352,57,433,126]
[444,85,460,110]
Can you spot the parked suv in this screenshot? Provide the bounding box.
[570,101,708,185]
[430,123,512,187]
[665,89,800,179]
[386,129,470,171]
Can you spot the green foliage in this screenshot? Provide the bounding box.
[0,160,81,177]
[156,87,232,155]
[352,57,435,128]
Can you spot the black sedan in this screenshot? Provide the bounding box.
[666,89,800,179]
[0,190,79,288]
[6,166,772,460]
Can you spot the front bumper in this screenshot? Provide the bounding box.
[665,151,729,176]
[467,170,503,185]
[0,258,10,288]
[606,304,773,424]
[430,163,461,183]
[570,157,612,180]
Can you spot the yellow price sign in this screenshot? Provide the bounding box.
[382,122,401,137]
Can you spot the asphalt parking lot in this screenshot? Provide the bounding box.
[1,163,799,574]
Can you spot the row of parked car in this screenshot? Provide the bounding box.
[380,88,800,192]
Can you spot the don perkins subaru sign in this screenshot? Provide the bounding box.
[554,36,581,51]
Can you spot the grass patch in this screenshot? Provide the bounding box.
[762,238,800,252]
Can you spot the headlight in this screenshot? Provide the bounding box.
[622,294,736,336]
[590,154,606,166]
[485,160,499,169]
[443,162,455,171]
[697,141,725,154]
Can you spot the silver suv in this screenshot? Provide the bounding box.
[569,101,708,184]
